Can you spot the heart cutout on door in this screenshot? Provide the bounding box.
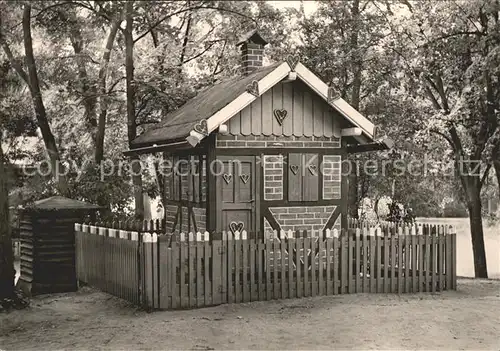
[222,173,232,184]
[273,109,287,126]
[240,174,250,184]
[290,164,299,175]
[308,164,317,176]
[229,221,244,234]
[193,119,209,136]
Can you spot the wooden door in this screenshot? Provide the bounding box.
[216,156,260,236]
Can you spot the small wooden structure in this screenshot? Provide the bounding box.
[125,30,393,238]
[17,196,100,296]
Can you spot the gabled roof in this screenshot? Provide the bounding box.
[131,63,280,148]
[129,59,390,152]
[29,196,101,211]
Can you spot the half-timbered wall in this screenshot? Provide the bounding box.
[163,154,207,234]
[213,79,347,236]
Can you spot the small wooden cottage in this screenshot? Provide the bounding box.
[17,196,100,295]
[126,30,392,238]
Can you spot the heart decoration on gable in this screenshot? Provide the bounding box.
[308,164,318,176]
[193,119,209,136]
[327,86,341,103]
[286,55,300,71]
[240,174,250,184]
[222,173,232,184]
[246,80,259,97]
[229,221,244,235]
[273,109,287,126]
[290,164,299,175]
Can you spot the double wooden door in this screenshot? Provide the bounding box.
[216,156,260,236]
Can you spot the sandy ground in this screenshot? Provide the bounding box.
[1,279,499,350]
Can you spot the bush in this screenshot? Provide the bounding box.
[443,201,468,217]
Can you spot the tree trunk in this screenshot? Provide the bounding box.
[125,1,144,219]
[347,0,363,219]
[467,188,488,278]
[22,4,69,196]
[95,15,122,164]
[0,143,15,299]
[495,160,500,201]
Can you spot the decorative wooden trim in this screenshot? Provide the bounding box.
[185,62,291,145]
[285,55,299,71]
[206,135,217,233]
[294,62,376,139]
[246,80,259,97]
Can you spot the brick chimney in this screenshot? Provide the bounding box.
[237,29,268,76]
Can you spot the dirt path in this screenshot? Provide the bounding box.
[1,279,499,350]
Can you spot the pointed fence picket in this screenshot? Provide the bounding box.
[75,224,457,310]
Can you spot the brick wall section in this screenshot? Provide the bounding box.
[323,155,342,199]
[263,155,283,200]
[216,135,341,148]
[265,206,340,233]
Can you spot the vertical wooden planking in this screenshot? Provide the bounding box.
[333,237,340,295]
[362,233,368,293]
[310,237,317,297]
[445,234,452,290]
[370,235,376,293]
[302,89,313,137]
[227,236,234,303]
[195,241,203,307]
[250,239,256,301]
[326,238,332,295]
[288,153,302,201]
[158,238,169,309]
[258,241,264,301]
[397,236,403,294]
[323,106,334,137]
[229,111,241,135]
[234,236,241,303]
[220,233,227,304]
[250,95,262,136]
[355,233,361,293]
[383,237,389,293]
[282,81,293,136]
[273,238,279,299]
[266,239,272,300]
[451,234,457,290]
[281,238,286,299]
[438,234,444,292]
[212,239,222,305]
[411,235,418,293]
[423,235,430,292]
[288,237,294,298]
[179,240,187,308]
[296,237,302,298]
[313,95,324,137]
[318,238,324,296]
[188,241,195,308]
[171,240,179,309]
[348,236,354,294]
[431,234,436,293]
[418,235,424,293]
[303,237,310,297]
[241,101,252,136]
[203,239,210,306]
[340,236,346,294]
[242,237,249,302]
[293,82,304,136]
[405,235,410,293]
[263,85,274,136]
